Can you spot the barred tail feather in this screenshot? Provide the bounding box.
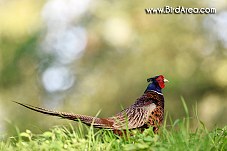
[13,101,107,127]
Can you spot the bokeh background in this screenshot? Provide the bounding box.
[0,0,227,138]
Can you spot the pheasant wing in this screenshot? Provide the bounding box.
[111,103,156,130]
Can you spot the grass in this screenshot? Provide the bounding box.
[1,100,227,151]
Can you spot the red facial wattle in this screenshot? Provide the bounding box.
[156,75,165,89]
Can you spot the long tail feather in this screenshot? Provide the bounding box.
[13,101,107,127]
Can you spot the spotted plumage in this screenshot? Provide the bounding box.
[14,75,168,135]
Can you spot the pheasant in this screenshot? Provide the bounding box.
[14,75,168,134]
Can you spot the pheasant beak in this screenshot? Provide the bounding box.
[164,78,169,83]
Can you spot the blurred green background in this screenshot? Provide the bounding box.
[0,0,227,138]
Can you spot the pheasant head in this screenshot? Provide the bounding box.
[145,75,169,93]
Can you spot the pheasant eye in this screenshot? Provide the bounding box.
[155,75,165,89]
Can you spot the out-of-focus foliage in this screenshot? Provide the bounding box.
[0,0,227,137]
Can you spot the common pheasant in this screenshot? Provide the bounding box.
[14,75,168,134]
